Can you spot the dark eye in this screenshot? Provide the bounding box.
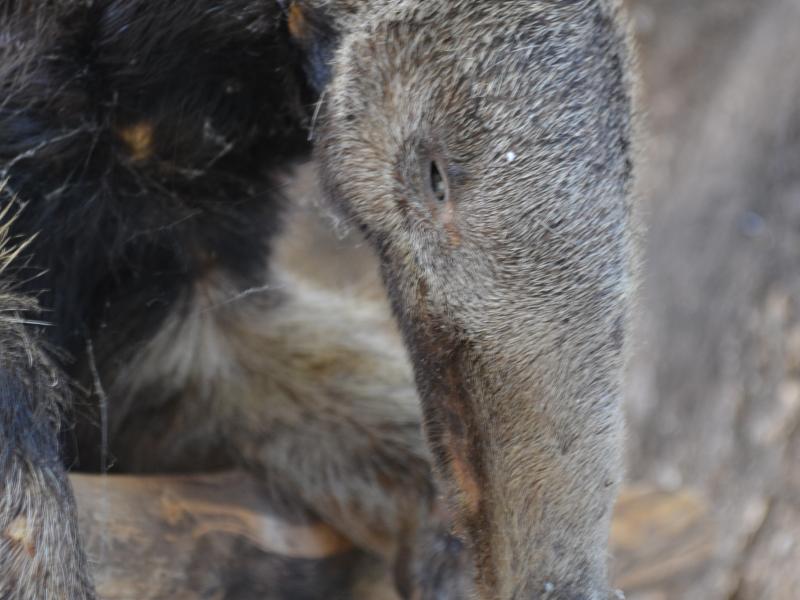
[429,160,448,203]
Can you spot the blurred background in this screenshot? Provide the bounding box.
[624,0,800,597]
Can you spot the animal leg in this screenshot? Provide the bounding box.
[0,265,95,599]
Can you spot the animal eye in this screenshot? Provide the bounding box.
[429,160,448,203]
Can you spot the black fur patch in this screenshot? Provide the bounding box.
[0,1,320,473]
[0,1,312,359]
[0,366,61,470]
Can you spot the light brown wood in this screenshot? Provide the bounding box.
[74,472,360,600]
[73,473,713,600]
[611,487,715,599]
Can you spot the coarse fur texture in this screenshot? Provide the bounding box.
[0,0,636,599]
[312,0,636,597]
[0,205,94,599]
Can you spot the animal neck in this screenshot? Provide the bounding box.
[404,310,621,599]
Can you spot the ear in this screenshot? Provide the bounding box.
[280,1,340,94]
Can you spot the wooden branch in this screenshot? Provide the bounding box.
[73,472,360,600]
[72,473,714,599]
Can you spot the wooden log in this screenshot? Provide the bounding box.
[611,486,716,599]
[73,473,715,599]
[73,472,363,600]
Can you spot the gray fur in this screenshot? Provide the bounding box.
[313,0,636,597]
[0,207,95,600]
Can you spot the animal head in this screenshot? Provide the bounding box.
[301,0,633,343]
[288,1,635,597]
